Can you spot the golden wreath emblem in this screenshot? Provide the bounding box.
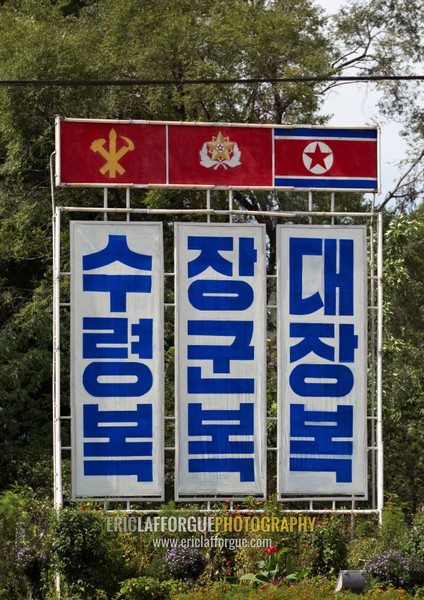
[200,131,241,170]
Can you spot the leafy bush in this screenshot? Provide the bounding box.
[51,508,104,578]
[50,506,130,598]
[379,501,409,552]
[240,545,310,586]
[116,576,181,600]
[364,549,424,589]
[405,508,424,560]
[163,545,206,581]
[307,514,350,575]
[15,534,48,589]
[0,488,50,599]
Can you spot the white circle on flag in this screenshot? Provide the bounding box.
[302,141,334,174]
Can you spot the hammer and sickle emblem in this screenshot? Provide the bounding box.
[90,128,135,178]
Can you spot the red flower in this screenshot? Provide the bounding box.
[266,545,278,554]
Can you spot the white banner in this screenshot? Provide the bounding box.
[277,225,367,496]
[71,222,164,499]
[176,223,267,497]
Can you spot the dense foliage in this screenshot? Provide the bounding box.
[1,495,424,598]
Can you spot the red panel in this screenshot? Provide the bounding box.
[168,125,273,187]
[58,121,167,185]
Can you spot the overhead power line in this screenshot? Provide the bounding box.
[0,75,423,87]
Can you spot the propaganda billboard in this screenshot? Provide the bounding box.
[277,225,368,496]
[175,223,267,497]
[71,222,164,499]
[56,118,379,192]
[61,117,377,503]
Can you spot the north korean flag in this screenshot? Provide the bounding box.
[274,127,379,192]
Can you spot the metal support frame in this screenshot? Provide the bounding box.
[51,186,383,519]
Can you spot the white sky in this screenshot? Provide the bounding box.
[315,0,408,205]
[320,84,406,205]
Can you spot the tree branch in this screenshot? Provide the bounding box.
[378,148,424,210]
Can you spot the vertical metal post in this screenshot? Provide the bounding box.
[229,190,233,224]
[50,153,56,215]
[126,188,131,221]
[369,216,377,509]
[53,206,63,511]
[308,191,313,224]
[206,190,211,223]
[377,211,384,524]
[369,194,377,510]
[52,206,62,597]
[103,188,108,220]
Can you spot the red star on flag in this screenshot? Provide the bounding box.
[304,143,332,169]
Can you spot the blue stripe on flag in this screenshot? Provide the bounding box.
[274,127,377,139]
[274,177,378,190]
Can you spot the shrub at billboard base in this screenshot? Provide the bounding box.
[2,491,424,599]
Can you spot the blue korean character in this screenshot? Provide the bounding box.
[289,237,354,316]
[83,317,153,360]
[188,236,233,277]
[238,238,257,276]
[188,402,255,482]
[289,363,354,397]
[131,319,153,359]
[324,239,353,316]
[188,280,253,311]
[290,403,353,455]
[83,361,153,397]
[187,236,257,278]
[83,403,153,482]
[289,403,353,483]
[188,320,254,373]
[83,235,152,312]
[83,317,128,359]
[84,403,152,456]
[188,402,254,454]
[290,323,358,363]
[290,323,335,363]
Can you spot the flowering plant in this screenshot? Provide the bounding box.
[240,546,310,585]
[223,558,234,578]
[364,549,424,589]
[16,544,40,575]
[163,545,206,581]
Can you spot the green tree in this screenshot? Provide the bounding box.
[0,0,339,494]
[331,0,424,212]
[381,208,424,511]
